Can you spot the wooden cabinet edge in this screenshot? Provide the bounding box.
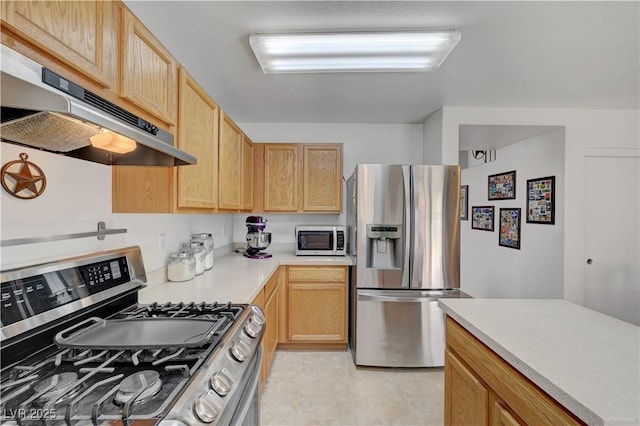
[277,266,288,345]
[445,317,585,425]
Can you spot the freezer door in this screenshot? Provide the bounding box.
[410,165,461,290]
[354,164,410,289]
[353,289,460,367]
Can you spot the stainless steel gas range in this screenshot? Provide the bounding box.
[0,246,264,425]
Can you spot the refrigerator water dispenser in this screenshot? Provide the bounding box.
[366,224,402,269]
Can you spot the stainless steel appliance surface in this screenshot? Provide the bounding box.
[295,225,346,256]
[0,44,196,166]
[0,246,264,425]
[347,164,461,368]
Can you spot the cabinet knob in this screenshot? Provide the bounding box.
[586,258,593,265]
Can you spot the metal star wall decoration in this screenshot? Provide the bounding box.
[1,153,47,199]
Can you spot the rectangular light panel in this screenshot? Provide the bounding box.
[249,30,461,74]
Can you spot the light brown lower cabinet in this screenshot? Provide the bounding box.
[252,267,282,390]
[262,268,279,382]
[255,265,349,385]
[284,265,348,349]
[444,317,585,426]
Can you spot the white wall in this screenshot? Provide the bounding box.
[441,107,640,304]
[235,123,423,243]
[423,109,443,164]
[0,143,234,272]
[461,129,564,298]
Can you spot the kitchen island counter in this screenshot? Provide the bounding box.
[139,249,352,304]
[438,298,640,426]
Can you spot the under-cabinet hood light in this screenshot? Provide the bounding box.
[249,30,461,73]
[90,131,137,154]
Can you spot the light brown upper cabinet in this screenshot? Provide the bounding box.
[302,144,343,212]
[176,68,219,211]
[112,67,218,214]
[119,5,177,126]
[241,135,254,211]
[1,1,117,88]
[259,143,342,213]
[263,144,299,212]
[218,111,243,210]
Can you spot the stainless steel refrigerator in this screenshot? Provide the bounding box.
[347,164,462,367]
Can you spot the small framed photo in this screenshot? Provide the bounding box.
[471,206,494,231]
[488,170,516,200]
[460,185,469,220]
[526,176,555,224]
[499,208,521,249]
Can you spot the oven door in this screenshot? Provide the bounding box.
[296,228,335,255]
[217,346,262,425]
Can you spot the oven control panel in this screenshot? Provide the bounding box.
[1,256,130,326]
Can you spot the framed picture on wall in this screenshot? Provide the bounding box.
[499,208,521,249]
[526,176,555,224]
[488,170,516,200]
[471,206,494,231]
[460,185,469,220]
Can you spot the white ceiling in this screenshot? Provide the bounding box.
[124,1,639,125]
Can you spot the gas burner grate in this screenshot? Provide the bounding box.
[120,301,243,320]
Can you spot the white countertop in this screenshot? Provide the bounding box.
[438,298,640,426]
[139,250,352,305]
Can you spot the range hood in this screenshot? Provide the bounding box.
[0,45,196,166]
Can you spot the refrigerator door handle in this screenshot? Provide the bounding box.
[401,165,411,288]
[358,293,439,303]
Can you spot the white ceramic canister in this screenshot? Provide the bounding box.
[191,233,214,270]
[182,241,206,275]
[167,251,196,282]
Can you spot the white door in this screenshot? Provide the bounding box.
[584,149,640,325]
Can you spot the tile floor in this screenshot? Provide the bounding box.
[259,350,445,426]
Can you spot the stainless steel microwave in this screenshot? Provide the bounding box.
[295,226,346,256]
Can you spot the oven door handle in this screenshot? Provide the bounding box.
[232,347,263,424]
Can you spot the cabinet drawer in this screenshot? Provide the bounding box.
[287,266,346,283]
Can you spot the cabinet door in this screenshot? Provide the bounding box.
[263,144,299,211]
[263,281,279,380]
[241,135,254,211]
[445,349,489,426]
[1,1,116,88]
[176,68,218,211]
[288,282,347,342]
[491,399,524,426]
[218,112,242,210]
[302,144,343,212]
[287,266,347,343]
[120,6,177,125]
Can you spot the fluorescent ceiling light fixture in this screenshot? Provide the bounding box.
[249,30,461,73]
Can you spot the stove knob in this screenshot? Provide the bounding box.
[230,339,251,362]
[210,371,232,396]
[194,390,221,423]
[250,307,266,326]
[244,320,262,338]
